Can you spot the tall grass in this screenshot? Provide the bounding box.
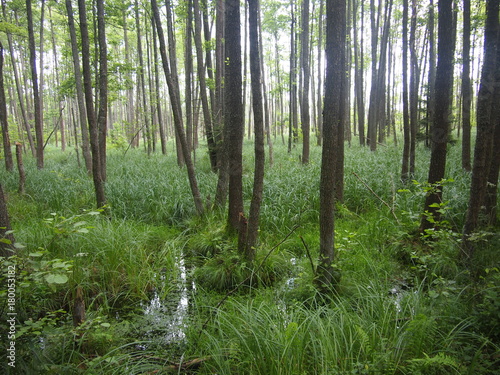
[1,137,498,374]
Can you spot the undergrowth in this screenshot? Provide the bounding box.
[0,140,498,373]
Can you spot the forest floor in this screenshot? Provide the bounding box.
[1,139,499,374]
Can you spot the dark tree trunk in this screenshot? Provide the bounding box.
[194,0,218,171]
[1,1,36,157]
[316,0,324,146]
[214,0,228,207]
[462,0,499,259]
[0,184,15,258]
[152,19,167,155]
[288,0,298,152]
[224,0,244,232]
[65,0,92,173]
[244,0,265,262]
[300,0,311,164]
[426,0,436,148]
[353,0,365,146]
[26,0,44,169]
[136,0,152,156]
[461,0,472,172]
[401,0,411,181]
[97,0,107,182]
[185,0,194,154]
[420,0,455,233]
[78,0,106,208]
[151,0,204,216]
[16,142,25,195]
[409,0,418,176]
[0,42,13,172]
[316,0,346,292]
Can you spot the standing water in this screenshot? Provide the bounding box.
[141,257,193,344]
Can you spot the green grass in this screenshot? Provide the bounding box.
[0,138,499,374]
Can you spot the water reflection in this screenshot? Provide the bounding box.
[141,257,192,344]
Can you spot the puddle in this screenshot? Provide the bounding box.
[140,257,193,344]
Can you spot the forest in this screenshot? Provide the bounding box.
[0,0,500,373]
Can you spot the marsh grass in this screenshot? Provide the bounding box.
[1,139,498,373]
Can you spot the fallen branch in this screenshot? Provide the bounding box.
[300,235,316,275]
[352,172,401,225]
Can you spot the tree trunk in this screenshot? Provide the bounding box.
[65,0,93,173]
[401,0,411,182]
[462,0,499,259]
[224,0,244,232]
[0,184,15,258]
[288,0,298,152]
[409,0,418,176]
[49,5,65,152]
[461,0,472,171]
[194,0,217,171]
[0,42,13,172]
[316,0,346,292]
[185,0,194,154]
[426,0,436,148]
[353,0,365,146]
[152,19,167,155]
[1,0,36,157]
[97,0,107,182]
[300,0,311,164]
[244,0,265,263]
[420,0,455,233]
[151,0,204,216]
[78,0,106,208]
[26,0,44,169]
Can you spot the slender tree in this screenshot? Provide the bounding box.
[316,0,346,292]
[65,0,92,173]
[462,0,499,260]
[244,0,265,262]
[224,0,244,232]
[194,0,218,171]
[420,0,455,233]
[97,0,107,181]
[0,42,13,172]
[401,0,410,181]
[1,0,36,157]
[0,184,15,257]
[78,0,106,208]
[425,0,436,148]
[461,0,472,171]
[300,0,311,164]
[26,0,44,169]
[151,0,204,215]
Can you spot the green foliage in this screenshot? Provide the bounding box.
[0,141,497,374]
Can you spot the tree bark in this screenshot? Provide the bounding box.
[26,0,44,169]
[316,0,346,292]
[0,184,15,258]
[1,0,36,157]
[300,0,311,164]
[0,42,13,172]
[401,0,410,181]
[97,0,107,182]
[244,0,265,262]
[462,0,499,259]
[461,0,472,172]
[65,0,93,173]
[224,0,244,232]
[420,0,455,233]
[194,0,218,171]
[78,0,106,208]
[151,0,204,216]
